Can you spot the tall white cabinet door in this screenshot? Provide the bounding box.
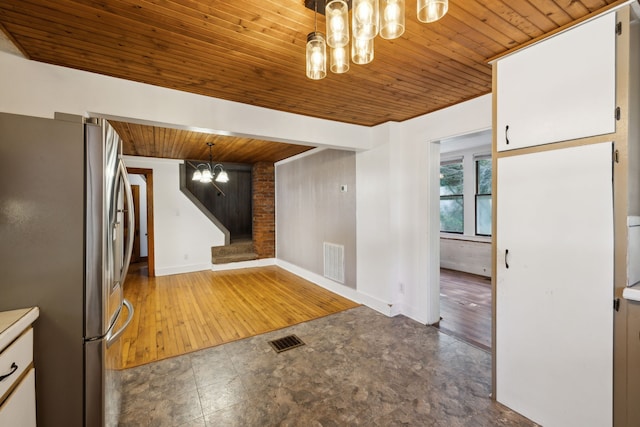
[496,13,616,151]
[496,142,614,427]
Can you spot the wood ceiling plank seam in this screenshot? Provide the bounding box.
[2,1,300,71]
[577,0,609,11]
[549,0,591,19]
[453,0,533,45]
[371,42,492,88]
[443,3,522,49]
[369,55,491,93]
[69,0,311,58]
[163,0,315,38]
[523,0,575,26]
[21,0,496,85]
[396,16,507,68]
[0,2,307,69]
[498,0,561,33]
[483,0,548,38]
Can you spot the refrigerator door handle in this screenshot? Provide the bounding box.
[118,159,135,287]
[106,298,134,348]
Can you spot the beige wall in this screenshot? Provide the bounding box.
[276,149,357,289]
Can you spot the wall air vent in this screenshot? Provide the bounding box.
[323,242,345,284]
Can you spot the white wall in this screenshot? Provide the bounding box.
[0,51,371,151]
[357,96,493,323]
[128,174,148,257]
[123,156,225,275]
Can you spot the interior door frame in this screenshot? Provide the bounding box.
[127,167,155,277]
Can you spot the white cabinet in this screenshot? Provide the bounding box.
[496,13,616,151]
[0,369,36,427]
[0,308,39,427]
[496,142,614,426]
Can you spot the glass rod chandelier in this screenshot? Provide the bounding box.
[305,0,448,80]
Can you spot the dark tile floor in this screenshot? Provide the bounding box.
[118,306,537,427]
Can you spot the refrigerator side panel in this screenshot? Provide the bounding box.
[0,112,85,426]
[84,120,106,339]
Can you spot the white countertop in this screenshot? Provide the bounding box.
[0,307,39,351]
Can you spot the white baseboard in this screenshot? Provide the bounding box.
[275,259,396,318]
[210,258,277,271]
[155,263,213,276]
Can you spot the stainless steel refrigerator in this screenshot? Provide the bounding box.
[0,112,135,426]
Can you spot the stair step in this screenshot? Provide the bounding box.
[212,252,258,264]
[212,241,254,257]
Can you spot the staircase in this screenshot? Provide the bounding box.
[211,239,258,264]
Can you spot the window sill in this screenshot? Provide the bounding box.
[440,233,491,243]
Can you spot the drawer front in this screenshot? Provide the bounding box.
[0,368,36,427]
[0,328,33,401]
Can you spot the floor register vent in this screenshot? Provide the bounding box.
[268,335,305,353]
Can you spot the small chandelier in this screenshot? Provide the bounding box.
[304,0,448,79]
[192,142,229,184]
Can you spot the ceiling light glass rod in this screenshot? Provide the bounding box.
[306,0,328,79]
[352,0,379,40]
[418,0,448,23]
[326,0,349,48]
[380,0,405,39]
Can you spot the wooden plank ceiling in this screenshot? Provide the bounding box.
[109,120,313,162]
[0,0,623,162]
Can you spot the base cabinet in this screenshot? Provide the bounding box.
[0,368,36,427]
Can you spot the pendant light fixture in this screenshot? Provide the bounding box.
[303,0,448,78]
[352,36,374,65]
[417,0,448,23]
[325,0,349,48]
[306,1,327,80]
[352,0,379,40]
[192,143,229,184]
[331,45,350,73]
[380,0,405,39]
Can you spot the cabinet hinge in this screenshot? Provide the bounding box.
[616,22,622,35]
[614,298,621,312]
[614,149,620,163]
[616,107,621,121]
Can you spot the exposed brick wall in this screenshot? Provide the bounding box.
[252,162,275,258]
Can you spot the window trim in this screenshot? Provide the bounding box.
[474,156,492,237]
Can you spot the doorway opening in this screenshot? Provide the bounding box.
[127,167,155,277]
[435,129,492,350]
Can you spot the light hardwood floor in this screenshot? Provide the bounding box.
[437,268,491,351]
[119,264,359,368]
